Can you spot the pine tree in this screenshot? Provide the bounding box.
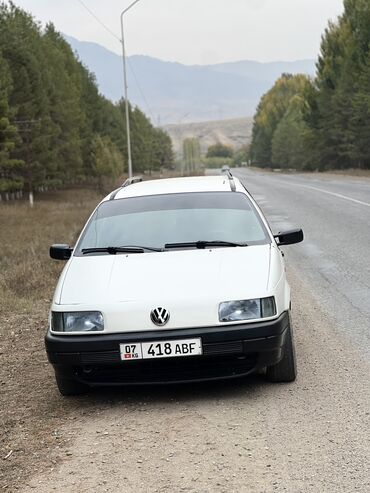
[0,49,23,196]
[314,0,370,169]
[42,24,84,185]
[152,128,174,171]
[351,50,370,168]
[92,135,122,193]
[0,2,174,196]
[0,4,56,200]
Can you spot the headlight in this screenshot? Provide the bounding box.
[219,297,276,322]
[52,311,104,332]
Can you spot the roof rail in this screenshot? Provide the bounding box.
[109,176,143,200]
[226,170,236,192]
[122,176,143,187]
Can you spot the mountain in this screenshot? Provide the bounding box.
[64,35,315,125]
[207,59,317,81]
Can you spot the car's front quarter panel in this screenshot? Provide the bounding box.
[267,244,290,314]
[52,260,73,305]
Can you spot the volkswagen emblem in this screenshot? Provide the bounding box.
[150,307,170,326]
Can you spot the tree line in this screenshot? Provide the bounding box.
[0,2,174,200]
[251,0,370,171]
[182,139,249,172]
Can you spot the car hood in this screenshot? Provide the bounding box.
[57,245,273,331]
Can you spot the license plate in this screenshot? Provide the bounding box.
[120,338,202,361]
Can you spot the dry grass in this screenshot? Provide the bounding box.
[0,189,101,315]
[0,188,102,491]
[319,168,370,179]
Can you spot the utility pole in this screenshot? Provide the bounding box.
[120,0,141,178]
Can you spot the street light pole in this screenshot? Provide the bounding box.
[120,0,141,178]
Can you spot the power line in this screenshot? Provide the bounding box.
[75,0,156,124]
[127,59,156,124]
[76,0,121,42]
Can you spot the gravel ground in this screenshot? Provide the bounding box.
[2,173,369,492]
[20,269,370,493]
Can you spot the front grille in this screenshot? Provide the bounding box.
[203,340,243,356]
[81,351,121,364]
[76,355,257,385]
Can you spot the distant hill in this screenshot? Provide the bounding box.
[207,59,317,81]
[163,117,253,157]
[64,35,315,124]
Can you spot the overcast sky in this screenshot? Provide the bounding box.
[10,0,344,65]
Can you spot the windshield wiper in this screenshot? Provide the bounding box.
[164,241,248,250]
[82,245,163,255]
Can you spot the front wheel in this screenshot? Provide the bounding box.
[55,375,89,396]
[266,317,297,383]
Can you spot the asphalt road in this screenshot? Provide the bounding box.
[234,168,370,360]
[22,170,370,493]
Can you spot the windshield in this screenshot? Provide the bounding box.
[75,192,270,255]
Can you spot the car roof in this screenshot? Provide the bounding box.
[105,175,246,201]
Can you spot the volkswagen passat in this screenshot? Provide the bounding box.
[46,173,303,395]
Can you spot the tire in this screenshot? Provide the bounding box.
[266,316,297,383]
[55,375,89,396]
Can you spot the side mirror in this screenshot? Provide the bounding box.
[50,244,73,260]
[274,229,304,246]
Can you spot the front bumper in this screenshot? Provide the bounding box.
[45,311,290,385]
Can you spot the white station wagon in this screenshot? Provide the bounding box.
[46,173,303,395]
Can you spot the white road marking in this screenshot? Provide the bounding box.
[237,170,370,207]
[300,185,370,208]
[267,176,370,208]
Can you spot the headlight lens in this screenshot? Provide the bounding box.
[219,297,276,322]
[52,311,104,332]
